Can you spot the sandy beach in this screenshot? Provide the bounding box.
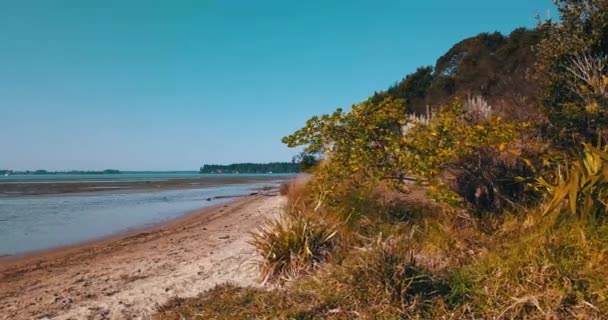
[0,193,285,320]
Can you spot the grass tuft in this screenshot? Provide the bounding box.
[252,212,337,284]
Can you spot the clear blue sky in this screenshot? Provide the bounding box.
[0,1,553,171]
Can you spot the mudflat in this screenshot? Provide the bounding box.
[0,193,285,320]
[0,176,286,196]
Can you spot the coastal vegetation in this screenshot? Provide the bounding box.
[199,162,300,174]
[157,1,608,319]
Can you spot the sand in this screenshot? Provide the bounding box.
[0,194,285,320]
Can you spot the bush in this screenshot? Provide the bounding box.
[450,147,537,215]
[536,0,608,146]
[252,213,336,284]
[540,143,608,223]
[401,99,534,213]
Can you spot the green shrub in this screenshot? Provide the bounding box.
[401,100,534,214]
[283,96,531,215]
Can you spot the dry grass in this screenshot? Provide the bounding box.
[451,214,608,319]
[155,209,608,320]
[155,166,608,319]
[252,213,337,284]
[292,238,457,319]
[154,284,322,320]
[252,179,338,284]
[279,182,290,196]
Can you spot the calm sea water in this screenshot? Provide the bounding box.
[0,173,288,255]
[0,171,291,183]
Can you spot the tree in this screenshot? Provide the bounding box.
[282,97,408,180]
[373,66,434,114]
[536,0,608,146]
[371,29,542,120]
[292,152,319,173]
[199,162,300,174]
[283,96,526,211]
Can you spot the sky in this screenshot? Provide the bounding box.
[0,0,555,171]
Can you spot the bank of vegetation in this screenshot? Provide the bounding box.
[199,162,300,174]
[158,1,608,318]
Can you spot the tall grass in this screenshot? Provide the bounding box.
[252,180,338,284]
[454,215,608,319]
[252,213,336,284]
[463,94,492,121]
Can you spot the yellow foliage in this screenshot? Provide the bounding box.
[541,143,608,223]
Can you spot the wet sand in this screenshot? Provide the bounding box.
[0,193,285,320]
[0,176,286,196]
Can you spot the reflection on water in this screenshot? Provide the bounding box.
[0,183,275,255]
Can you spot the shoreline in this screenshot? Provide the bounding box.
[0,193,285,319]
[0,175,290,197]
[0,192,254,263]
[0,182,280,258]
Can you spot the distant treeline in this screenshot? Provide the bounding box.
[199,162,299,174]
[0,169,121,175]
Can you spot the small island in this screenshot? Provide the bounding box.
[199,162,299,174]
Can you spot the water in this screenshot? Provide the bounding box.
[0,171,291,183]
[0,180,281,256]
